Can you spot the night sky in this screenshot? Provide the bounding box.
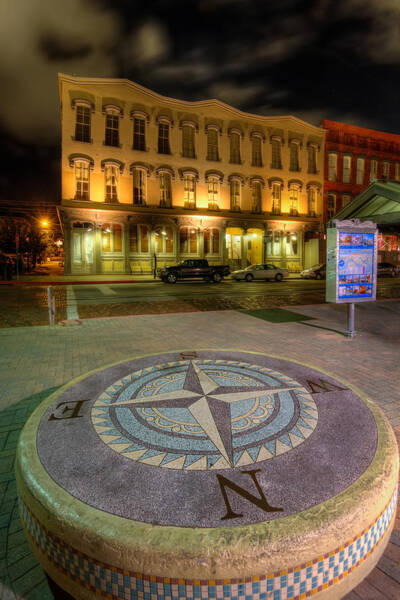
[1,0,400,220]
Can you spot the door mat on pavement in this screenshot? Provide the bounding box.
[239,308,315,323]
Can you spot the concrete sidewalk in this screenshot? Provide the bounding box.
[1,301,399,599]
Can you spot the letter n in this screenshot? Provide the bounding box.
[216,469,283,520]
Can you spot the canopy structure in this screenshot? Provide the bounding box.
[332,180,400,229]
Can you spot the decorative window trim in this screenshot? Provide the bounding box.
[205,170,224,183]
[155,165,175,180]
[343,151,353,157]
[306,181,322,191]
[228,127,244,139]
[270,134,283,144]
[178,168,199,181]
[100,159,124,174]
[179,120,199,132]
[248,176,265,188]
[250,130,265,141]
[156,115,174,127]
[289,138,302,148]
[307,141,320,151]
[205,123,222,135]
[68,154,94,169]
[267,177,284,189]
[328,150,339,155]
[228,173,245,186]
[288,179,303,191]
[71,98,95,112]
[129,162,152,176]
[103,104,123,117]
[130,110,150,123]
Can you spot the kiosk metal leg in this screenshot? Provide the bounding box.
[346,303,356,338]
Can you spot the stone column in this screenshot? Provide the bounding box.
[124,222,131,274]
[221,227,227,265]
[199,228,204,259]
[281,231,286,268]
[63,220,71,275]
[94,225,102,275]
[241,231,247,269]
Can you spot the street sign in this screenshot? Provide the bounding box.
[326,219,378,304]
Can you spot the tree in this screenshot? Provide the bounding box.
[0,217,47,269]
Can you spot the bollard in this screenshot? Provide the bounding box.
[346,302,355,338]
[47,286,56,327]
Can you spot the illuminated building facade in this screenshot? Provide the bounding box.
[321,120,400,223]
[58,73,325,276]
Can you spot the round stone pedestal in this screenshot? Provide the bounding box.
[16,351,398,600]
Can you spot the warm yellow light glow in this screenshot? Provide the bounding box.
[41,220,48,227]
[252,233,257,238]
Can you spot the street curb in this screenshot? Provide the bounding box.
[0,279,160,285]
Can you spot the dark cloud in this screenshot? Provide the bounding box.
[39,34,93,62]
[1,0,400,209]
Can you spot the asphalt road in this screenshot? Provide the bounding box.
[68,277,400,305]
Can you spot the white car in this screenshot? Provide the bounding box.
[231,264,289,282]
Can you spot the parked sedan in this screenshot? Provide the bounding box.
[300,264,326,280]
[231,264,289,282]
[377,262,399,277]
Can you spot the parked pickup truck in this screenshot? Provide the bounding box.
[159,259,230,283]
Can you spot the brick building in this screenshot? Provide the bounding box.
[321,120,400,223]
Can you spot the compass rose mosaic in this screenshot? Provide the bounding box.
[91,359,318,470]
[34,349,380,528]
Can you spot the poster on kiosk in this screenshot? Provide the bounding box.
[326,219,378,304]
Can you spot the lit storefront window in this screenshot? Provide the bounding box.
[180,227,198,253]
[129,224,149,253]
[204,228,220,254]
[101,223,122,253]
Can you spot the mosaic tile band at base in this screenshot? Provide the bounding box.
[19,489,397,600]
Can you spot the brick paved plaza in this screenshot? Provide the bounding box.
[1,301,399,599]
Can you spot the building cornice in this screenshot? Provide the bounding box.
[58,73,325,135]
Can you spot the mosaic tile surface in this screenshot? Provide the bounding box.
[20,489,397,600]
[35,351,378,528]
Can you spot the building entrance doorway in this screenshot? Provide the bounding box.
[71,223,94,274]
[246,229,263,265]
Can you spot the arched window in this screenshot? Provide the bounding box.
[133,168,147,205]
[252,181,262,213]
[182,123,196,158]
[129,224,149,253]
[74,101,92,143]
[180,227,198,253]
[158,121,171,154]
[101,223,122,253]
[208,176,219,209]
[104,107,121,147]
[230,179,241,211]
[272,182,281,214]
[289,185,300,215]
[207,128,219,161]
[159,172,172,207]
[289,141,300,172]
[271,137,282,169]
[204,228,219,254]
[328,153,337,181]
[251,135,263,167]
[327,193,336,220]
[230,131,241,164]
[104,164,119,203]
[307,144,318,174]
[74,160,90,201]
[184,174,196,208]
